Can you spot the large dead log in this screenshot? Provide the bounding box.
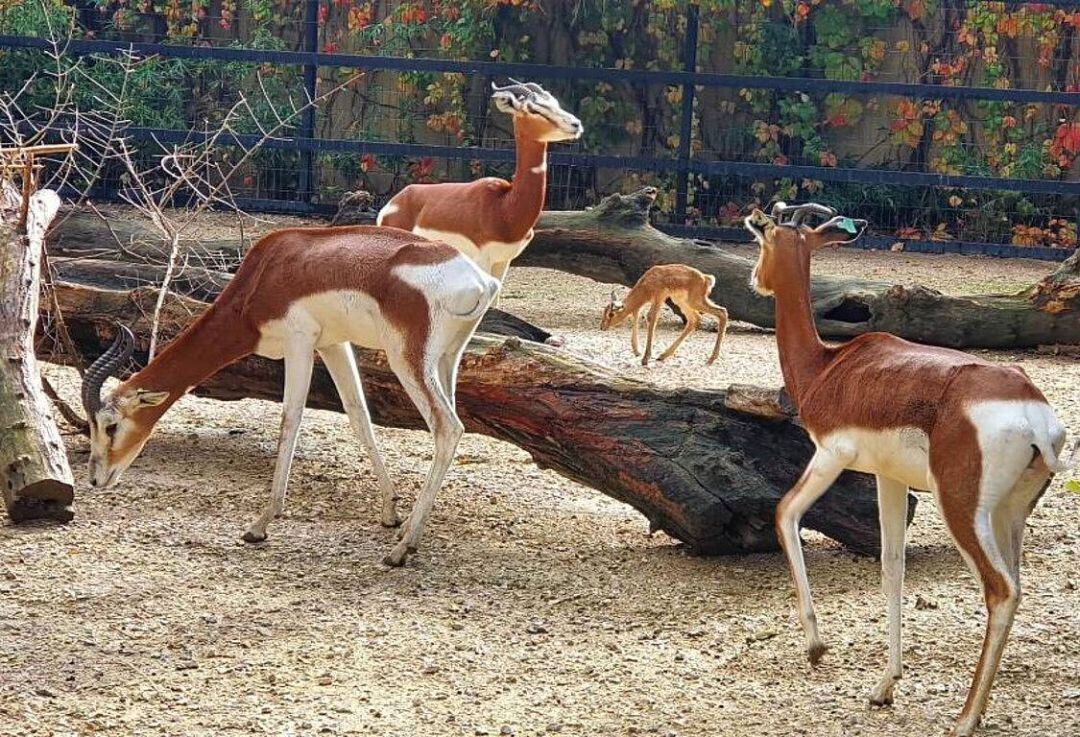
[45,280,914,556]
[517,188,1080,348]
[47,194,1080,348]
[1,190,74,523]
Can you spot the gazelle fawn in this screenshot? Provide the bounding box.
[601,264,729,366]
[745,201,1073,736]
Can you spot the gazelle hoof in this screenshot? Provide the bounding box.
[380,513,402,528]
[807,642,828,666]
[241,530,267,544]
[869,675,900,707]
[382,543,409,567]
[868,694,893,708]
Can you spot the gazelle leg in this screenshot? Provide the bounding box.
[630,308,643,356]
[947,509,1018,737]
[318,342,399,527]
[436,324,473,409]
[490,260,510,307]
[937,444,1035,737]
[870,475,909,706]
[641,301,662,366]
[242,335,315,543]
[658,308,699,362]
[776,448,849,665]
[705,305,729,365]
[382,342,465,567]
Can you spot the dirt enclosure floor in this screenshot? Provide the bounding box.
[2,231,1078,737]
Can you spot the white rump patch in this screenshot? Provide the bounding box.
[395,255,499,321]
[375,202,399,226]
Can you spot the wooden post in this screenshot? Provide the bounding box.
[0,188,74,522]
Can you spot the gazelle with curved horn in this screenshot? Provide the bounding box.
[82,225,500,567]
[377,79,582,292]
[743,203,1073,736]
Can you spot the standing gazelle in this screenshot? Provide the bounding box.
[744,203,1072,736]
[377,80,582,290]
[600,264,729,366]
[81,226,499,567]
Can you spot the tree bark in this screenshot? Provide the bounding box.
[517,188,1080,349]
[47,193,1080,348]
[45,280,914,556]
[1,190,74,523]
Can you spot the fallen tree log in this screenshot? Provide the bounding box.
[47,193,1080,348]
[1,190,74,523]
[45,280,915,555]
[518,188,1080,349]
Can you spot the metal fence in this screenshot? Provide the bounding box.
[1,0,1078,261]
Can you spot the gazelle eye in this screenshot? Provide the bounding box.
[105,423,118,439]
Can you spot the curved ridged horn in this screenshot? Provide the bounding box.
[771,202,838,227]
[81,324,134,417]
[491,78,544,98]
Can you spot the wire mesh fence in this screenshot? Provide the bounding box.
[1,0,1077,259]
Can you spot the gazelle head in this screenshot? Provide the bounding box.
[492,79,583,142]
[744,202,867,296]
[600,288,625,330]
[81,326,169,488]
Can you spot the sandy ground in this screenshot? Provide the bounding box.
[1,232,1078,737]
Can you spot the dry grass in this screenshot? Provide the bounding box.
[2,231,1077,737]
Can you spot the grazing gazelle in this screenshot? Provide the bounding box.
[81,226,500,567]
[744,202,1072,736]
[377,80,582,290]
[600,264,729,366]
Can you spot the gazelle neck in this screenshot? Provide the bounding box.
[118,303,258,423]
[504,123,548,236]
[772,248,831,406]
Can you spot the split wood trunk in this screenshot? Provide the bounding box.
[44,279,914,555]
[1,190,73,522]
[46,194,1080,348]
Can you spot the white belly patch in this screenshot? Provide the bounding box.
[412,226,530,276]
[255,289,385,358]
[816,426,933,491]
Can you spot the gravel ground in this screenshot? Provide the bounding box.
[2,231,1077,737]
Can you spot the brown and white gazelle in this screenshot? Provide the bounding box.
[376,80,582,288]
[600,263,729,366]
[744,203,1072,736]
[81,226,500,567]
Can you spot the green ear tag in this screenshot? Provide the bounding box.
[838,217,857,234]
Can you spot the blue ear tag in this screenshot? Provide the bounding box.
[837,217,858,234]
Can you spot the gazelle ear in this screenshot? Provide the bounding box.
[134,389,169,407]
[743,209,776,245]
[492,89,525,113]
[809,215,868,250]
